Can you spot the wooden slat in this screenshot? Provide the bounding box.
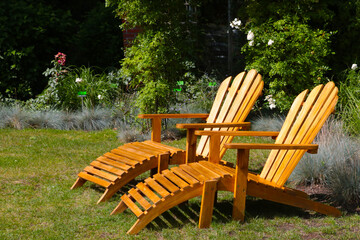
[129,188,152,210]
[190,162,221,180]
[220,74,263,157]
[131,142,168,155]
[199,161,232,177]
[121,194,143,217]
[84,166,118,182]
[104,152,139,166]
[137,182,161,204]
[144,178,170,198]
[153,174,180,193]
[78,172,111,188]
[196,76,232,155]
[112,148,147,162]
[127,143,165,156]
[274,85,338,185]
[90,161,125,176]
[170,167,199,185]
[143,140,183,153]
[120,145,155,159]
[162,170,189,189]
[179,164,207,182]
[260,89,309,179]
[96,156,131,171]
[215,163,236,175]
[268,84,331,182]
[199,72,247,156]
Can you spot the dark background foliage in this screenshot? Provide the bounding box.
[0,0,123,100]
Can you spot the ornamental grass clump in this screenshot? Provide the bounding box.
[290,118,360,210]
[0,105,30,129]
[75,107,112,131]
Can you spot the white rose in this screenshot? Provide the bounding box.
[98,95,103,100]
[75,78,82,83]
[351,64,358,70]
[268,39,274,46]
[247,30,254,41]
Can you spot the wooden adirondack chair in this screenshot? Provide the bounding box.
[71,69,264,203]
[111,81,341,234]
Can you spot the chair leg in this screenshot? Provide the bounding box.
[70,177,87,189]
[157,153,169,174]
[199,180,218,228]
[232,149,249,222]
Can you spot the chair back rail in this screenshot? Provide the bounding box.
[197,70,264,158]
[260,82,338,186]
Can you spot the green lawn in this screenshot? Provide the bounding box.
[1,129,359,239]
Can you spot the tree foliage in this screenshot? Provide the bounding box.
[0,0,123,100]
[106,0,200,113]
[242,16,333,110]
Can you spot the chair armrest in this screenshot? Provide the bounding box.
[176,122,251,129]
[195,130,279,138]
[137,113,209,142]
[138,113,209,119]
[225,143,318,154]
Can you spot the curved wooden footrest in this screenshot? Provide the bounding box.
[111,161,232,234]
[112,160,341,234]
[71,141,184,203]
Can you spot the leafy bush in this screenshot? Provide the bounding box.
[242,16,333,111]
[29,54,126,111]
[107,0,199,114]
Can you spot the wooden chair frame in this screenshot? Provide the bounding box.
[71,70,264,203]
[111,82,341,234]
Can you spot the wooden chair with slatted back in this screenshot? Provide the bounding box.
[112,81,341,234]
[71,69,264,203]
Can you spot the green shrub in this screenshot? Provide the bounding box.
[107,0,199,114]
[30,54,126,111]
[338,64,360,134]
[242,16,333,111]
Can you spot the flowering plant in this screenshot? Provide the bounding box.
[36,52,69,107]
[55,52,66,66]
[242,16,333,111]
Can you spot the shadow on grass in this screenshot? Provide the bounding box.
[142,195,316,232]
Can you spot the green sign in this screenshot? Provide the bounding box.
[173,88,182,92]
[78,91,87,96]
[208,82,217,87]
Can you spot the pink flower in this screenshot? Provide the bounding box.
[55,52,66,66]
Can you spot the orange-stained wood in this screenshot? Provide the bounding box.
[199,180,217,228]
[71,70,263,204]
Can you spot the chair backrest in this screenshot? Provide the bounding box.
[196,69,264,158]
[260,82,338,186]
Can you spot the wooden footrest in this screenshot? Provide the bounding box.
[72,141,178,202]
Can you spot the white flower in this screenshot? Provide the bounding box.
[247,30,254,41]
[249,40,254,46]
[351,63,358,70]
[265,95,276,109]
[264,95,272,101]
[230,18,242,29]
[75,78,83,83]
[268,39,274,46]
[97,95,103,100]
